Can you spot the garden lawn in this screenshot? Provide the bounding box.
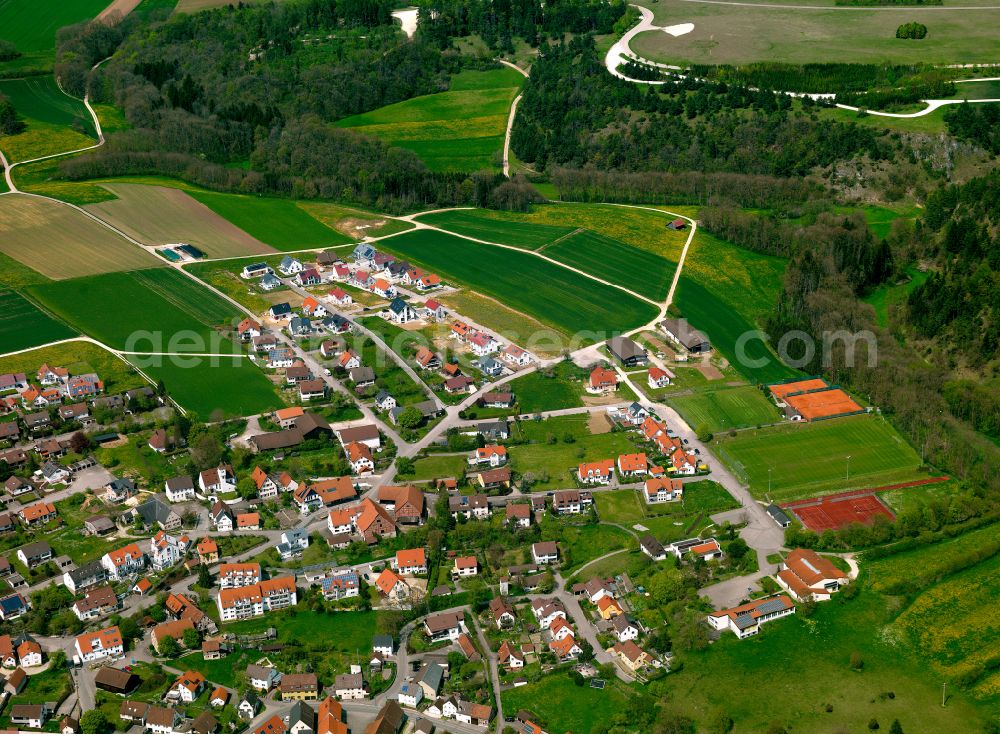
[667,384,780,434]
[508,361,587,413]
[407,454,468,482]
[376,229,657,344]
[223,609,378,648]
[0,289,75,351]
[187,190,352,251]
[501,673,642,734]
[335,67,523,172]
[594,480,737,538]
[543,229,674,301]
[715,415,924,502]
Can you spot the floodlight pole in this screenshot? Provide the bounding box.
[846,455,852,481]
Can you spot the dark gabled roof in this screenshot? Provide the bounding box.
[607,335,646,361]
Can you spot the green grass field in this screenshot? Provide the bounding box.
[376,229,657,343]
[631,0,1000,67]
[674,228,797,384]
[667,384,781,434]
[715,414,924,501]
[543,228,674,301]
[863,266,930,328]
[502,673,646,733]
[407,454,469,482]
[0,76,97,162]
[417,203,688,259]
[509,415,643,490]
[0,0,110,72]
[186,191,352,251]
[336,67,523,171]
[0,289,75,352]
[666,587,989,732]
[508,362,587,413]
[418,209,578,249]
[0,341,148,394]
[25,268,280,416]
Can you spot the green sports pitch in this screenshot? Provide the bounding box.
[715,414,924,502]
[667,385,781,434]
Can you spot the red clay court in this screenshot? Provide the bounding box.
[781,477,949,532]
[789,495,894,532]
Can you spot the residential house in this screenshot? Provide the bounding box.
[196,538,219,564]
[588,367,618,394]
[397,682,423,708]
[468,332,500,357]
[647,367,673,388]
[378,485,424,524]
[502,344,532,366]
[414,347,440,371]
[375,568,410,602]
[423,299,447,320]
[279,256,305,276]
[577,460,614,485]
[15,541,51,569]
[489,597,515,629]
[10,704,50,729]
[216,576,297,622]
[19,501,57,526]
[295,268,321,287]
[218,562,261,589]
[531,542,559,565]
[238,693,262,720]
[346,442,375,475]
[349,366,376,388]
[469,445,507,468]
[424,612,465,642]
[639,535,667,561]
[168,671,206,703]
[612,640,651,671]
[337,351,362,371]
[328,287,352,306]
[553,489,594,514]
[73,626,123,664]
[477,357,504,377]
[644,477,683,503]
[476,420,509,440]
[617,453,648,478]
[276,529,309,560]
[334,673,366,700]
[505,503,531,529]
[384,298,416,323]
[444,376,475,394]
[449,494,490,521]
[395,548,427,575]
[498,640,524,669]
[320,571,360,601]
[260,273,282,291]
[241,263,272,279]
[246,665,281,692]
[199,465,236,495]
[63,561,108,595]
[281,673,320,701]
[611,615,640,642]
[452,556,478,578]
[0,593,29,620]
[270,303,293,320]
[210,502,234,532]
[237,318,263,341]
[549,634,581,661]
[596,596,624,620]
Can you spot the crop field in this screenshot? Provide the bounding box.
[667,384,780,434]
[0,76,96,161]
[674,228,796,384]
[186,190,351,251]
[631,0,1000,68]
[26,268,238,351]
[85,184,277,257]
[0,194,163,278]
[418,210,577,249]
[335,68,524,171]
[376,229,658,343]
[418,203,688,260]
[144,357,283,418]
[716,415,924,502]
[0,290,75,352]
[0,0,110,71]
[544,229,674,301]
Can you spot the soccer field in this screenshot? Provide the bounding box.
[715,414,924,502]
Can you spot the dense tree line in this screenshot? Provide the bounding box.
[512,37,892,178]
[691,61,948,94]
[0,39,20,62]
[943,101,1000,154]
[549,168,821,207]
[416,0,626,50]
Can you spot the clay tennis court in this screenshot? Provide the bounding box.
[790,494,894,532]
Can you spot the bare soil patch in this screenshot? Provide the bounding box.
[695,361,724,380]
[97,0,142,22]
[588,411,614,434]
[87,184,276,258]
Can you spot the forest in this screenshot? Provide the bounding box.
[416,0,627,49]
[55,0,537,211]
[511,37,893,177]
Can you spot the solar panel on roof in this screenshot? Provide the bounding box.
[757,598,788,615]
[733,614,756,629]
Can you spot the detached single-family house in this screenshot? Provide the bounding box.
[384,297,416,323]
[531,541,559,565]
[279,256,304,276]
[588,367,618,394]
